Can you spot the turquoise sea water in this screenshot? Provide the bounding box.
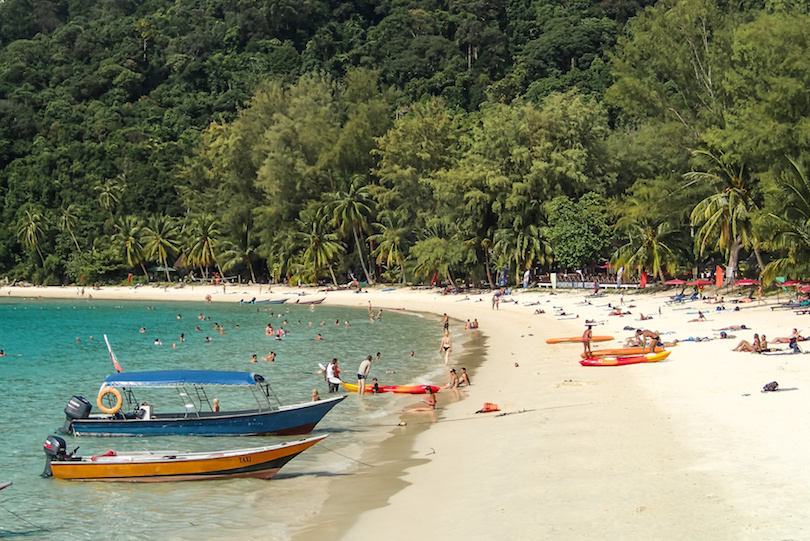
[0,297,445,540]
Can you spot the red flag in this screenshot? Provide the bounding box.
[104,335,124,373]
[715,265,724,288]
[640,270,648,288]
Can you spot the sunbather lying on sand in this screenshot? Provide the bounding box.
[771,329,805,343]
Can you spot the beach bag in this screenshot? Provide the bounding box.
[763,381,779,392]
[475,402,501,414]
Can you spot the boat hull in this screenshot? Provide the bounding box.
[71,396,345,437]
[580,347,664,358]
[254,298,288,305]
[340,382,441,394]
[579,351,671,366]
[50,436,326,482]
[295,297,325,305]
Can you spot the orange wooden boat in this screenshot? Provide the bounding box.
[580,347,664,358]
[42,434,326,482]
[546,336,613,344]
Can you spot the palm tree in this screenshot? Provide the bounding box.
[493,227,518,285]
[297,211,346,285]
[111,215,149,280]
[369,211,409,283]
[462,232,495,288]
[58,204,82,253]
[493,226,547,285]
[612,221,680,282]
[16,209,47,265]
[185,214,224,279]
[761,157,810,283]
[220,224,259,284]
[142,215,181,282]
[328,176,375,284]
[95,177,124,215]
[685,150,763,282]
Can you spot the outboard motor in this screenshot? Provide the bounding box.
[59,396,91,435]
[42,435,68,478]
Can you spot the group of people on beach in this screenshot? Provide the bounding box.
[734,328,804,354]
[444,367,471,389]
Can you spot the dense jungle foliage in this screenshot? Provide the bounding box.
[1,0,809,287]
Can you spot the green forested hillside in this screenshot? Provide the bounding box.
[1,0,808,286]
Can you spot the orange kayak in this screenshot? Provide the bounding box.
[580,351,671,366]
[341,382,441,394]
[581,347,664,358]
[546,336,613,344]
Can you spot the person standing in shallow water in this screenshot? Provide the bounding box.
[357,355,372,395]
[439,330,453,365]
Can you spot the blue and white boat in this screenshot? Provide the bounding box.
[60,370,345,437]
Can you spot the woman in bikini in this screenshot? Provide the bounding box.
[733,333,762,353]
[439,330,453,365]
[403,387,437,412]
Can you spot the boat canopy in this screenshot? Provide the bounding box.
[102,370,266,388]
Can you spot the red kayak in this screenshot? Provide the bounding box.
[341,382,440,394]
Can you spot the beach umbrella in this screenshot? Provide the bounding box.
[732,279,760,286]
[663,279,686,285]
[779,279,806,302]
[799,285,810,292]
[686,279,712,286]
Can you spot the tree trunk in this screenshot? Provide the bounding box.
[247,259,257,284]
[727,238,742,284]
[353,226,373,284]
[71,232,81,253]
[328,264,338,287]
[140,262,150,283]
[753,245,765,274]
[484,248,494,289]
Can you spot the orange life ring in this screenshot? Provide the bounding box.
[97,387,123,414]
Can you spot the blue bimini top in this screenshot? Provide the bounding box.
[102,370,266,388]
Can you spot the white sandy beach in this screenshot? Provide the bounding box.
[6,283,809,540]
